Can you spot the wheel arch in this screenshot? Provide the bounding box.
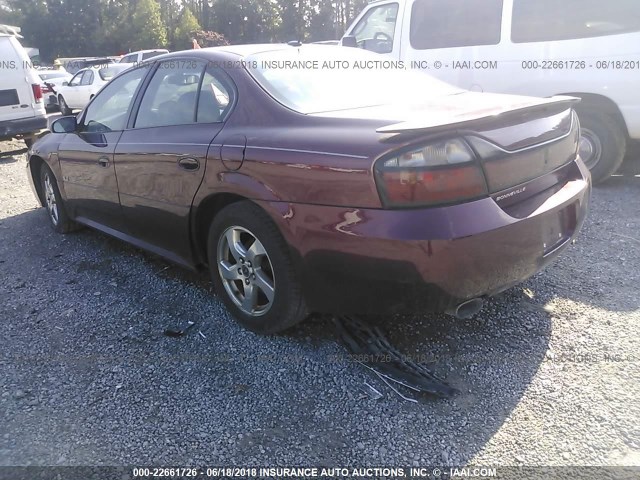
[560,92,629,138]
[192,192,254,267]
[28,155,47,207]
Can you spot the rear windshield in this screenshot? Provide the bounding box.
[245,47,459,114]
[99,64,130,81]
[39,72,69,80]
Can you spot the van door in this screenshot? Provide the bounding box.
[0,36,42,123]
[399,0,504,91]
[343,2,404,60]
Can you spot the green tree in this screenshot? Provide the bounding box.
[173,7,201,50]
[129,0,168,50]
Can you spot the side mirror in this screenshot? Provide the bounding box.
[342,35,358,48]
[62,81,69,86]
[51,116,77,134]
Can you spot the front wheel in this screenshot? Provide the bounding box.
[576,111,626,184]
[58,95,72,116]
[207,201,307,334]
[39,165,78,233]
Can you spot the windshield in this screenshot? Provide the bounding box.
[245,46,459,114]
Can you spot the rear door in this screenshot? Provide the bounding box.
[114,59,235,264]
[58,67,148,231]
[0,36,42,123]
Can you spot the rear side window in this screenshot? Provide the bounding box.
[142,51,163,61]
[135,60,206,128]
[410,0,503,49]
[196,66,235,123]
[512,0,640,43]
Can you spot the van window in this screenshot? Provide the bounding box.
[512,0,640,43]
[351,3,399,54]
[142,51,163,61]
[410,0,503,49]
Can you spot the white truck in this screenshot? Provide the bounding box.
[341,0,640,183]
[0,33,47,147]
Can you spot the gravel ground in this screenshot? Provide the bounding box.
[0,137,638,469]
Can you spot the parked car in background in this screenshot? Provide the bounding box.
[341,0,640,183]
[119,49,169,64]
[56,64,130,114]
[0,33,47,146]
[27,45,590,334]
[37,69,72,112]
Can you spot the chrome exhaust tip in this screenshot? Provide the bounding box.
[447,298,484,319]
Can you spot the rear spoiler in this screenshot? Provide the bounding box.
[376,95,581,134]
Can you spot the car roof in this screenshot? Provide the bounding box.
[160,43,340,60]
[126,48,169,54]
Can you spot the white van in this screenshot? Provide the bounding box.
[0,34,47,146]
[341,0,640,183]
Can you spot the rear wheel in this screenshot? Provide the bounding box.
[576,111,626,184]
[207,201,307,334]
[39,165,78,233]
[58,95,72,116]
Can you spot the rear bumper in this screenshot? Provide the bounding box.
[260,159,591,315]
[0,115,47,141]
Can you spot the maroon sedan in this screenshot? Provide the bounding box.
[27,45,590,334]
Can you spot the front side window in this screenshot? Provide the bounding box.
[81,70,94,86]
[68,71,84,86]
[135,60,205,128]
[351,3,399,54]
[512,0,640,43]
[80,67,147,133]
[410,0,503,49]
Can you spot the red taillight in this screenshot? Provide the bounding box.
[32,84,43,103]
[379,165,487,207]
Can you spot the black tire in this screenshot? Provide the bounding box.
[58,95,72,116]
[207,201,307,334]
[39,164,79,234]
[576,111,626,184]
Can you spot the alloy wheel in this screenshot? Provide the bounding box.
[217,226,275,316]
[43,172,59,226]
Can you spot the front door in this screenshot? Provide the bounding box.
[114,60,235,264]
[58,66,148,231]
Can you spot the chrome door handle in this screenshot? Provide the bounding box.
[97,157,110,168]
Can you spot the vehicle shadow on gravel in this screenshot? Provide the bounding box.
[0,207,549,465]
[0,191,634,466]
